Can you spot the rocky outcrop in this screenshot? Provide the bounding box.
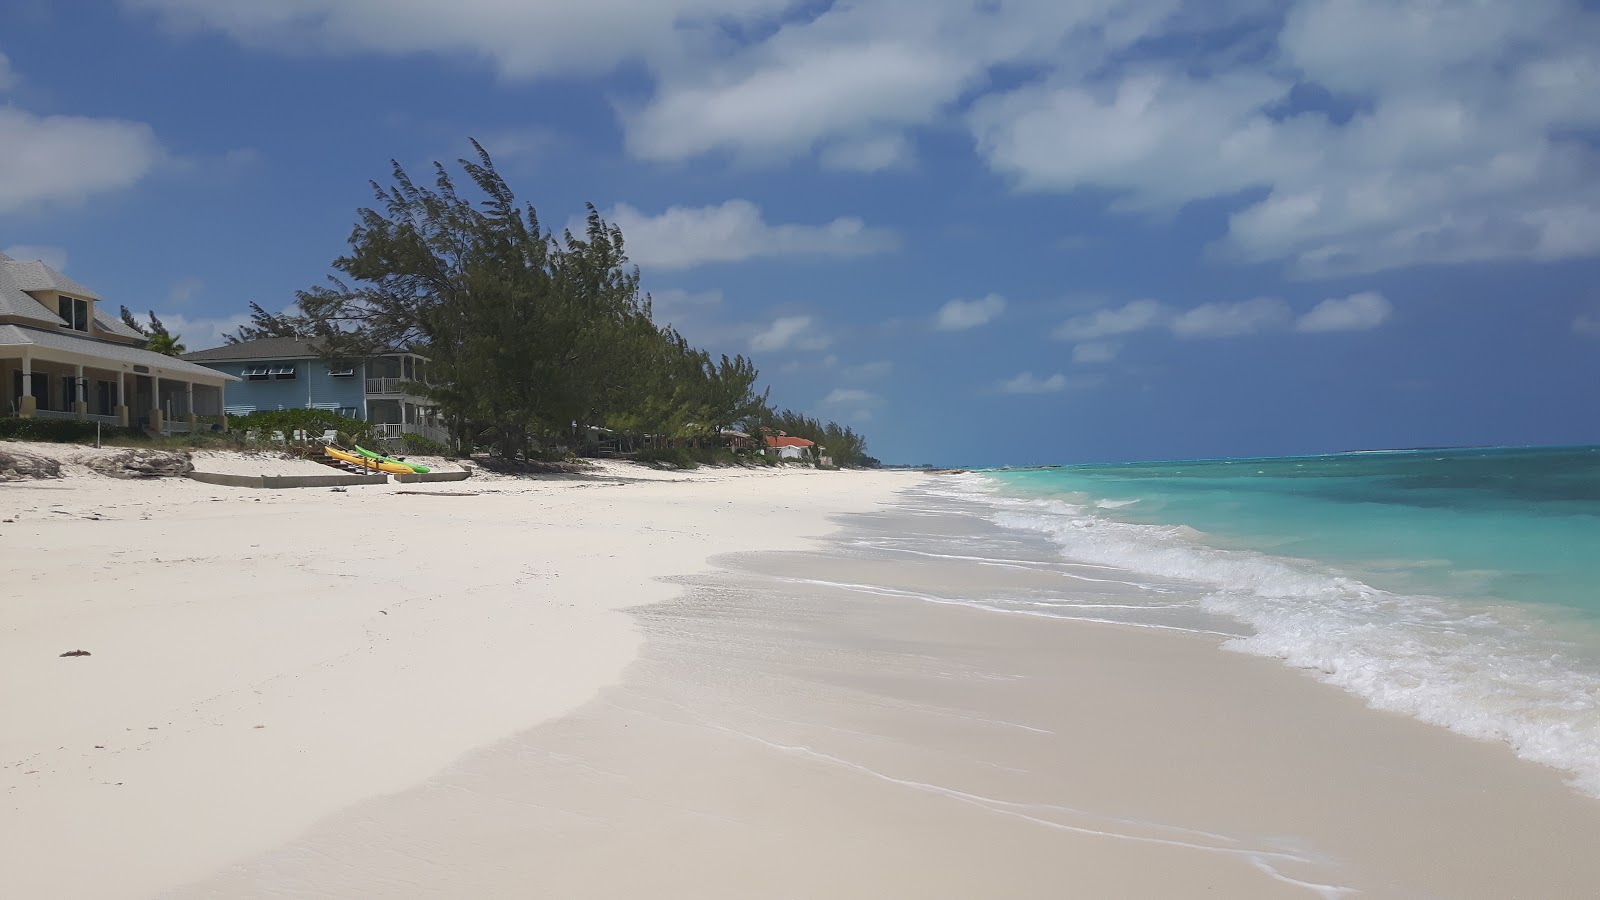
[0,449,62,481]
[86,449,194,479]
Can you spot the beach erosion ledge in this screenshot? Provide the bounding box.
[0,454,911,899]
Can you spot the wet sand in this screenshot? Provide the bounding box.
[171,501,1600,899]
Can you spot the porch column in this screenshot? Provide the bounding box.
[73,363,87,420]
[18,353,35,417]
[186,382,197,431]
[114,372,129,427]
[149,375,163,432]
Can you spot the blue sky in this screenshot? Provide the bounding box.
[3,0,1598,466]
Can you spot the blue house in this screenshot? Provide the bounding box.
[182,336,445,442]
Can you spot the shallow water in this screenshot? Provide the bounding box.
[928,446,1600,797]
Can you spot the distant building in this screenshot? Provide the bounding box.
[1,250,237,432]
[764,433,816,461]
[182,336,447,443]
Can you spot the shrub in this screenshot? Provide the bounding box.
[0,418,145,444]
[230,409,375,446]
[399,431,450,456]
[632,447,699,469]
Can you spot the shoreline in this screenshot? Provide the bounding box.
[178,482,1600,898]
[1,451,913,898]
[6,452,1599,897]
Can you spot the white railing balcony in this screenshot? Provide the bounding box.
[30,408,79,421]
[371,422,450,446]
[365,378,408,395]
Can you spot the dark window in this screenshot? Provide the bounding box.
[58,296,89,332]
[329,365,355,377]
[270,365,296,380]
[243,366,271,381]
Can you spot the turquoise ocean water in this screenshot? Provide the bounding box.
[936,446,1600,795]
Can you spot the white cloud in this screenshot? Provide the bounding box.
[750,315,829,352]
[820,386,883,423]
[1053,299,1165,341]
[999,372,1067,394]
[822,387,877,407]
[2,245,68,271]
[152,310,251,352]
[1295,291,1393,333]
[122,0,1600,277]
[0,52,15,90]
[969,2,1600,276]
[935,293,1006,331]
[1575,313,1600,337]
[595,200,897,270]
[1072,341,1120,364]
[0,107,164,214]
[1170,297,1292,339]
[168,276,205,305]
[648,287,722,325]
[842,360,893,380]
[819,133,913,173]
[121,0,795,79]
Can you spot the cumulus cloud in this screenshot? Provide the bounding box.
[1295,291,1393,333]
[1053,299,1165,341]
[819,133,914,173]
[123,0,1600,276]
[168,276,205,305]
[935,293,1006,331]
[998,372,1067,394]
[0,52,15,90]
[152,310,252,352]
[821,386,883,422]
[843,360,893,380]
[2,245,69,270]
[121,0,794,79]
[750,315,829,352]
[1170,298,1292,339]
[1575,313,1600,337]
[0,107,164,214]
[648,287,723,324]
[594,200,897,270]
[970,2,1600,276]
[1072,342,1120,364]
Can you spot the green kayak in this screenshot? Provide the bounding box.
[353,444,430,474]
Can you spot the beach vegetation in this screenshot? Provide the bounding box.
[242,141,872,466]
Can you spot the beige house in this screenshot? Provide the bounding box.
[1,251,237,432]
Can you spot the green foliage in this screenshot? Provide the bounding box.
[399,431,450,456]
[118,306,186,356]
[224,302,314,344]
[0,418,145,443]
[632,447,700,469]
[271,139,870,465]
[230,409,374,445]
[756,408,876,468]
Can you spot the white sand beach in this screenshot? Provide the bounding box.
[1,447,907,898]
[5,448,1600,898]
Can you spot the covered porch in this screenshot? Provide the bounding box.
[1,331,236,433]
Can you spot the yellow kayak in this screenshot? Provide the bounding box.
[325,445,413,474]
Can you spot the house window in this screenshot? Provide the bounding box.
[270,365,296,380]
[58,296,89,332]
[328,365,355,377]
[243,366,271,381]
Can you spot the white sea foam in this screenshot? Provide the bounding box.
[929,474,1600,798]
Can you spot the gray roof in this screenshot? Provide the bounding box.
[91,306,147,341]
[0,324,239,382]
[3,258,102,300]
[182,334,327,362]
[0,261,70,327]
